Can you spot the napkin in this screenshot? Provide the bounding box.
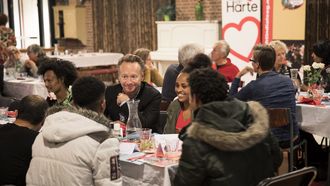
[297,96,321,105]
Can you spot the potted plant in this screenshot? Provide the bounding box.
[156,4,176,21]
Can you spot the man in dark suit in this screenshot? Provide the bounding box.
[104,54,161,133]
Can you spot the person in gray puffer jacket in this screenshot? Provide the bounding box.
[26,77,122,186]
[174,68,282,186]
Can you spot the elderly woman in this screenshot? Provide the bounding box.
[269,40,289,75]
[24,44,48,77]
[133,48,163,87]
[37,58,78,107]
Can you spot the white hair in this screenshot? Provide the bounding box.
[178,43,204,67]
[214,40,230,57]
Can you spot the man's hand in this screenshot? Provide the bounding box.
[236,66,254,78]
[116,93,129,106]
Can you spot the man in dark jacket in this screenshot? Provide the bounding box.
[174,68,282,186]
[104,54,161,133]
[0,95,48,186]
[229,46,297,148]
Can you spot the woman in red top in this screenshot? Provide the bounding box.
[164,70,192,134]
[164,53,213,134]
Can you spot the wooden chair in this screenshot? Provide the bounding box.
[257,166,317,186]
[267,108,307,173]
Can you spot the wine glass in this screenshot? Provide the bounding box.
[290,69,301,99]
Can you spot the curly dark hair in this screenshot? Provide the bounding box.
[72,76,105,111]
[37,58,78,89]
[189,68,228,104]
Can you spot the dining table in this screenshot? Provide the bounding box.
[3,76,48,99]
[51,52,123,83]
[119,134,181,186]
[51,52,123,68]
[295,94,330,185]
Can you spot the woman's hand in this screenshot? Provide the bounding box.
[24,60,37,69]
[145,60,155,70]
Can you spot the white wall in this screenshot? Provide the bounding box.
[5,0,51,48]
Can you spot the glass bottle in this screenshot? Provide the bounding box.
[126,99,142,140]
[54,44,59,56]
[15,60,22,78]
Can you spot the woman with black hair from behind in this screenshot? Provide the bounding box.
[174,68,282,186]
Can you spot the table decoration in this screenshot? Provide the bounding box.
[301,62,326,105]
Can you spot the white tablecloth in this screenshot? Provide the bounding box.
[3,78,48,99]
[120,160,176,186]
[51,52,123,68]
[296,103,330,138]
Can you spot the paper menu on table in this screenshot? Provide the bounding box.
[119,142,137,155]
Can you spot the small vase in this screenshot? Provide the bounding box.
[195,1,204,20]
[307,85,324,105]
[163,15,170,21]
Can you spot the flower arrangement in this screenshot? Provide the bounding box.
[303,62,325,86]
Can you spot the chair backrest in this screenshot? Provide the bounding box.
[160,100,171,111]
[267,108,290,128]
[257,166,317,186]
[267,108,295,172]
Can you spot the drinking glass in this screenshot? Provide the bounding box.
[290,68,299,80]
[138,128,153,152]
[164,139,180,160]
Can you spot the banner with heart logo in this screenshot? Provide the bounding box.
[222,0,261,69]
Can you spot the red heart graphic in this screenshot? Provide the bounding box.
[222,16,261,63]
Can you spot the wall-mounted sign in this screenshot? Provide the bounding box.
[222,0,261,68]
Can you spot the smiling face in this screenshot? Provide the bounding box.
[275,48,286,66]
[118,61,143,96]
[175,72,190,103]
